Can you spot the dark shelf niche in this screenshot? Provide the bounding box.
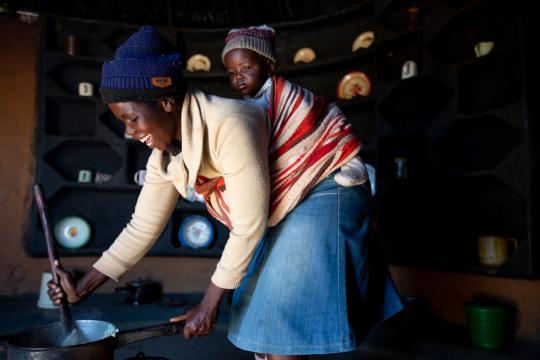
[344,101,377,147]
[465,176,527,239]
[44,16,102,57]
[378,75,454,133]
[377,178,477,269]
[336,97,376,109]
[427,1,519,65]
[276,19,374,69]
[47,59,102,96]
[177,29,228,74]
[127,141,152,185]
[100,111,126,139]
[376,31,423,83]
[279,50,375,77]
[176,4,374,76]
[448,0,477,11]
[431,114,522,173]
[37,187,144,255]
[104,27,140,54]
[44,140,123,182]
[378,175,526,270]
[45,96,96,136]
[457,51,522,114]
[170,1,372,29]
[170,209,229,258]
[376,0,425,33]
[377,132,431,181]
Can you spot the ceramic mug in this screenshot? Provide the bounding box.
[78,169,92,183]
[478,235,518,267]
[64,34,79,56]
[134,170,146,186]
[474,41,495,58]
[401,60,418,79]
[78,82,94,96]
[94,171,112,184]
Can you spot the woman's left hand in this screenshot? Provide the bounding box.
[173,282,227,339]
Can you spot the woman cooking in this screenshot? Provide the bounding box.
[48,25,402,360]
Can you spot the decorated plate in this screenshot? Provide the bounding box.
[178,215,214,249]
[186,54,212,72]
[293,47,316,64]
[337,71,372,100]
[352,31,374,52]
[54,216,91,249]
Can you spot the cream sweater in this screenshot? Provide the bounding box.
[93,88,270,289]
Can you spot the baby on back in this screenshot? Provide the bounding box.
[221,25,368,188]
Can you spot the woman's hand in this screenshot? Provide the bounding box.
[47,265,81,305]
[177,282,227,339]
[47,264,110,305]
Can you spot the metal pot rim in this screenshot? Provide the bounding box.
[7,319,118,350]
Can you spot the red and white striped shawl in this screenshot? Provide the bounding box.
[196,76,361,228]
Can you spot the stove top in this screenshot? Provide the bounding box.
[124,351,170,360]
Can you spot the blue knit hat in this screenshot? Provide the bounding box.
[100,25,186,103]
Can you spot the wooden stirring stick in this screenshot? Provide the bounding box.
[33,184,74,331]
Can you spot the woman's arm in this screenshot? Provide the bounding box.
[49,150,181,304]
[210,112,270,289]
[93,150,180,281]
[182,109,270,338]
[177,282,227,339]
[48,265,109,305]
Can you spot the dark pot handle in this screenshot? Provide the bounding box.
[115,317,186,348]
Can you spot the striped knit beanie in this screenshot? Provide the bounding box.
[221,25,277,64]
[100,25,186,103]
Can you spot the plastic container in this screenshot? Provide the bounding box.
[464,302,513,350]
[37,272,55,309]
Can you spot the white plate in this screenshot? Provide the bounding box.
[178,215,214,249]
[186,54,212,72]
[54,216,91,249]
[293,47,316,64]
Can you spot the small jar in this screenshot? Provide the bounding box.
[394,157,407,179]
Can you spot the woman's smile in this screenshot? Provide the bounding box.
[139,133,153,147]
[108,100,179,152]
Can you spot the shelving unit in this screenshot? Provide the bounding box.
[27,5,378,257]
[28,0,536,277]
[374,0,536,277]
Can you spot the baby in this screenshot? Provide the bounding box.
[222,25,367,187]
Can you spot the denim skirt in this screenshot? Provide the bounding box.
[227,174,404,355]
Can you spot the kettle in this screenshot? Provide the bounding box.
[115,278,162,305]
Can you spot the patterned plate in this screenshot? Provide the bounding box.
[54,216,91,249]
[337,71,372,99]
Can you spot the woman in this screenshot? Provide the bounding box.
[48,25,402,360]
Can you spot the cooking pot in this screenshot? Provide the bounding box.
[1,318,184,360]
[115,279,162,305]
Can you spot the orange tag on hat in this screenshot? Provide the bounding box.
[151,77,172,88]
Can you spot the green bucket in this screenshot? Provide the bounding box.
[464,302,514,350]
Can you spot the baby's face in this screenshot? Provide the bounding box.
[224,49,273,97]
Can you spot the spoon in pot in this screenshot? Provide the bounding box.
[33,184,76,339]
